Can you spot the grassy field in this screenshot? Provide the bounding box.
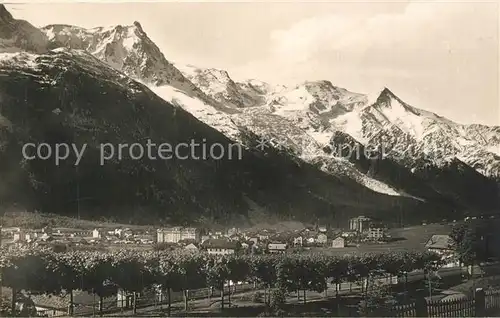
[301,223,453,256]
[0,211,153,230]
[389,223,453,243]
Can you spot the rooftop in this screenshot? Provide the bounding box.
[425,234,453,250]
[202,238,238,249]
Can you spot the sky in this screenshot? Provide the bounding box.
[5,1,500,125]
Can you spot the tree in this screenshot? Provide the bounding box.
[358,280,396,317]
[109,251,149,315]
[326,256,349,299]
[154,251,182,316]
[79,252,116,316]
[450,220,492,279]
[205,255,230,310]
[175,252,206,311]
[248,255,278,306]
[52,251,88,315]
[275,255,327,305]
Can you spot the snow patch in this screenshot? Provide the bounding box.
[149,85,241,140]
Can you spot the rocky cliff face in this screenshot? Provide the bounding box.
[0,5,48,53]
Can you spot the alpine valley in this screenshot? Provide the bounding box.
[0,4,499,226]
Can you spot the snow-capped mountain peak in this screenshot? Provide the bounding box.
[41,21,215,104]
[176,63,269,108]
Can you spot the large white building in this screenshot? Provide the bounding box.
[349,216,371,233]
[157,227,200,243]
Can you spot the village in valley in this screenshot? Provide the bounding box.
[4,211,497,317]
[1,215,402,255]
[1,214,466,265]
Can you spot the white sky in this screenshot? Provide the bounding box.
[5,1,500,125]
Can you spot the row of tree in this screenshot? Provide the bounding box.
[0,248,443,315]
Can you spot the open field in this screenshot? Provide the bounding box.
[389,223,453,244]
[300,223,453,255]
[0,212,153,230]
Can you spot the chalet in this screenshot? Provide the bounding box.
[425,235,453,255]
[202,239,239,255]
[331,236,345,248]
[425,234,459,267]
[268,242,288,254]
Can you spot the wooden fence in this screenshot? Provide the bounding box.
[394,288,500,317]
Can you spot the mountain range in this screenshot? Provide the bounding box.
[0,4,498,226]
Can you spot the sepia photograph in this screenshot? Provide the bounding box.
[0,0,500,316]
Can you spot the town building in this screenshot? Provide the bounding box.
[268,242,288,254]
[1,227,20,233]
[92,229,104,239]
[317,233,328,244]
[349,216,372,233]
[25,232,37,242]
[156,227,200,243]
[331,236,345,248]
[227,227,239,236]
[293,236,303,247]
[425,235,453,255]
[425,234,459,267]
[202,239,239,255]
[367,227,386,240]
[257,233,270,241]
[13,231,25,242]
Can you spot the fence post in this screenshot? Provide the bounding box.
[415,296,428,317]
[475,288,485,317]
